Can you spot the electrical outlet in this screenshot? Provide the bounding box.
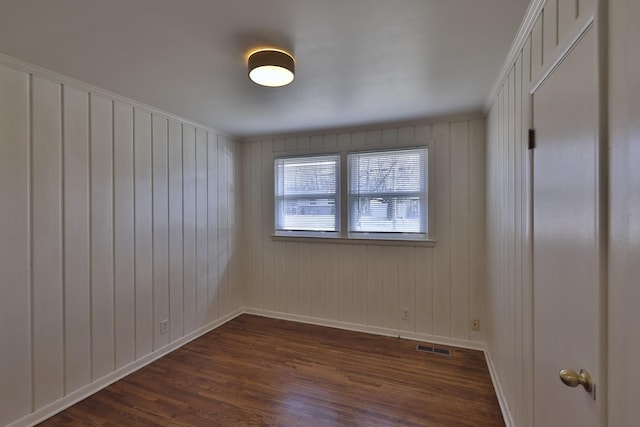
[402,308,411,321]
[160,319,169,335]
[471,319,480,331]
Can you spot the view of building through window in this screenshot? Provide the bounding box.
[274,154,339,232]
[274,147,427,239]
[348,148,427,236]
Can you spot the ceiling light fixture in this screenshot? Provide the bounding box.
[248,49,295,87]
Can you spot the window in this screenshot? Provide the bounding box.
[274,146,429,241]
[274,154,340,235]
[348,148,428,239]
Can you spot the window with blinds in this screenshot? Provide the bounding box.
[348,147,427,239]
[274,154,340,235]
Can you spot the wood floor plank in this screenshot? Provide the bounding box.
[39,315,505,426]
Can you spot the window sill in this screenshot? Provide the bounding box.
[271,234,436,247]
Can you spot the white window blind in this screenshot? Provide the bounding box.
[348,147,428,238]
[274,154,340,234]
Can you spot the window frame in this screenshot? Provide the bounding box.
[347,146,429,241]
[274,153,341,238]
[271,141,435,245]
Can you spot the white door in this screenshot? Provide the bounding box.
[532,26,602,427]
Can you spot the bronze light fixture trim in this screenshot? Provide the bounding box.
[247,48,295,87]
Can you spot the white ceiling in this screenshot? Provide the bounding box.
[0,0,530,137]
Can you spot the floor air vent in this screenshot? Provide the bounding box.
[416,344,452,357]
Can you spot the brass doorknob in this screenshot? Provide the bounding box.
[559,368,593,392]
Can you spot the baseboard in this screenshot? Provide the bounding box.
[9,309,243,427]
[483,346,515,427]
[11,307,510,427]
[242,307,486,351]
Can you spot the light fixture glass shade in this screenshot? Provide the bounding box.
[248,49,295,87]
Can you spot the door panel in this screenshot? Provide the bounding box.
[532,27,601,427]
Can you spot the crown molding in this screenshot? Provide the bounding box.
[484,0,546,113]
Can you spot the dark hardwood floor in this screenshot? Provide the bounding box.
[39,315,505,426]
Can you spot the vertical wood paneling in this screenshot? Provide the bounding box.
[513,54,524,426]
[245,119,485,347]
[310,135,324,151]
[217,137,230,315]
[468,119,486,342]
[285,242,300,314]
[338,132,351,149]
[324,244,339,320]
[248,142,263,309]
[351,131,366,148]
[504,67,516,415]
[381,246,399,330]
[152,115,169,348]
[415,247,433,334]
[195,129,208,325]
[273,242,287,312]
[366,130,382,145]
[543,0,559,66]
[285,137,297,151]
[310,244,325,318]
[450,121,470,340]
[134,108,153,357]
[62,86,91,391]
[113,101,135,367]
[382,128,398,145]
[338,245,354,323]
[207,132,220,323]
[0,64,31,425]
[168,120,184,341]
[0,61,243,427]
[432,122,451,337]
[521,31,534,427]
[578,0,596,19]
[558,0,578,43]
[531,14,544,77]
[297,136,310,151]
[507,68,516,403]
[89,94,114,379]
[229,140,241,310]
[181,125,197,333]
[261,141,276,311]
[366,245,383,327]
[398,126,415,144]
[397,247,416,332]
[351,245,368,325]
[32,76,63,408]
[298,242,313,316]
[609,3,640,425]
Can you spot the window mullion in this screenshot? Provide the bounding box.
[339,152,348,237]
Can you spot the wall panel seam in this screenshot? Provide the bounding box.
[111,99,116,373]
[28,71,34,412]
[60,83,67,396]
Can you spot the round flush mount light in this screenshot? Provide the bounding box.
[248,49,295,87]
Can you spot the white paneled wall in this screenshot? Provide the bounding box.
[608,1,640,426]
[0,59,242,427]
[485,1,596,426]
[242,118,486,344]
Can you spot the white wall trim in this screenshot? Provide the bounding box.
[242,307,486,351]
[483,346,516,427]
[528,16,595,94]
[484,0,546,113]
[0,52,231,139]
[8,309,244,427]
